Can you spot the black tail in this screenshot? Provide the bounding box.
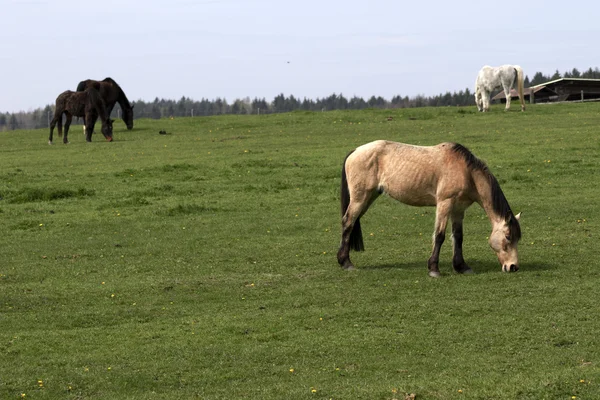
[76,80,87,92]
[341,151,364,251]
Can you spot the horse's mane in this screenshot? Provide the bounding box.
[451,143,521,241]
[102,77,132,108]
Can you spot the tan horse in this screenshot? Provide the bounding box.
[337,140,521,277]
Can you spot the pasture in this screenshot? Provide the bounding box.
[1,103,599,399]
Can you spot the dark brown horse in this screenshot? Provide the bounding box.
[49,88,114,144]
[76,77,134,130]
[337,140,522,277]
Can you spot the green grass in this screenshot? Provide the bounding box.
[1,103,599,399]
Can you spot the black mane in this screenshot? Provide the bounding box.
[451,143,521,241]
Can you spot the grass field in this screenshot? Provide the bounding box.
[1,103,599,399]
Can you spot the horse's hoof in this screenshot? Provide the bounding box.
[48,141,53,145]
[460,268,474,274]
[428,270,441,278]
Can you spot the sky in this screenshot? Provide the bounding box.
[1,0,599,113]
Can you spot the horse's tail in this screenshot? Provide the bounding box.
[56,112,63,137]
[515,66,526,111]
[341,151,364,251]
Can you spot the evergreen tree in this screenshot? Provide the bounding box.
[272,94,286,113]
[530,72,547,86]
[151,104,161,119]
[9,113,18,130]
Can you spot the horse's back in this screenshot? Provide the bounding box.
[346,141,465,206]
[477,65,519,89]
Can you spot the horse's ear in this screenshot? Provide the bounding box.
[515,212,521,221]
[131,103,135,109]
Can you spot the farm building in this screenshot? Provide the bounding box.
[493,78,600,104]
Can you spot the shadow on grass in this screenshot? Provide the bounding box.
[358,261,424,271]
[356,260,555,275]
[460,260,556,275]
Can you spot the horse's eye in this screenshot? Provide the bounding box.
[505,235,511,241]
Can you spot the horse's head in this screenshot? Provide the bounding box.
[123,104,134,130]
[102,118,114,142]
[489,212,521,272]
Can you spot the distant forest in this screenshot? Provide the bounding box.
[2,66,599,131]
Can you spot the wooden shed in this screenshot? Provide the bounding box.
[493,78,600,104]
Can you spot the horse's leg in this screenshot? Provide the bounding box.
[337,191,377,270]
[451,211,473,274]
[428,199,453,277]
[503,85,511,111]
[86,115,98,142]
[63,115,72,144]
[480,91,487,112]
[475,90,483,112]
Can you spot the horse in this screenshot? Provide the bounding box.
[48,88,114,144]
[76,77,134,130]
[475,65,525,112]
[337,140,522,277]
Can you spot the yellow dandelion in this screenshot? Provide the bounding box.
[311,388,317,393]
[289,368,294,373]
[39,223,43,227]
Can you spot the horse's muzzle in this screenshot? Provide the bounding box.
[503,264,519,273]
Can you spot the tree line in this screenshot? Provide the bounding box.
[2,66,599,131]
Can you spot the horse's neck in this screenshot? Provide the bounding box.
[472,170,504,224]
[116,89,131,110]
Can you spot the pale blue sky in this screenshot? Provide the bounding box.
[1,0,599,112]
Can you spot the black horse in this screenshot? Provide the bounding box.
[76,77,134,130]
[49,88,114,144]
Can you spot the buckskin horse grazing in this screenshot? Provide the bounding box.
[337,140,522,277]
[475,65,525,112]
[48,88,114,144]
[76,77,134,130]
